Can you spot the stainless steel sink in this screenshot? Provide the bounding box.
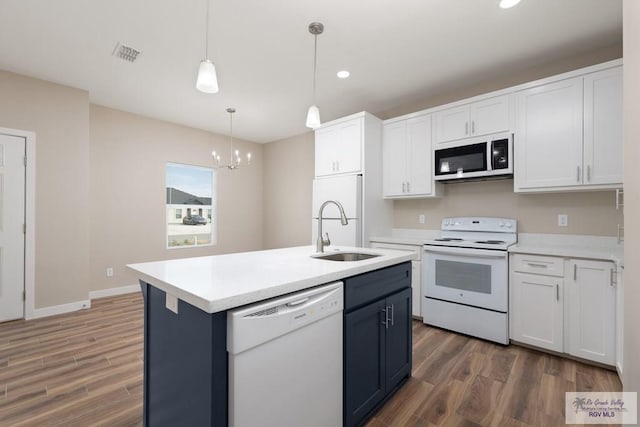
[312,252,381,262]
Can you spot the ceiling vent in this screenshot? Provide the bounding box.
[112,42,141,62]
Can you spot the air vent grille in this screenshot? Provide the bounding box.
[112,42,141,62]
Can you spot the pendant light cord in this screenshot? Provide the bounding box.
[205,0,210,58]
[229,110,233,161]
[312,34,318,102]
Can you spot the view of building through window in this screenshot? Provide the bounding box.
[166,163,215,248]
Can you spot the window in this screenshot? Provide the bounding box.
[166,163,216,248]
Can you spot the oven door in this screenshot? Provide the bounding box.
[423,245,508,312]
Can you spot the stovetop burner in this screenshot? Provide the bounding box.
[434,238,463,242]
[474,240,506,244]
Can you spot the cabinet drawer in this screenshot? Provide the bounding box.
[370,242,422,261]
[344,262,411,312]
[512,254,564,277]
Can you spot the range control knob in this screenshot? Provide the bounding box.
[499,222,505,227]
[506,222,513,228]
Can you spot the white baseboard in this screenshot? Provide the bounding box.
[30,299,91,320]
[89,284,140,300]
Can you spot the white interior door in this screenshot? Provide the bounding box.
[0,134,25,322]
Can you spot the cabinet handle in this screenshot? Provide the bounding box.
[573,263,577,281]
[587,165,591,182]
[610,269,616,286]
[407,182,411,193]
[471,120,475,134]
[465,122,469,135]
[390,304,395,326]
[577,166,581,182]
[381,307,389,328]
[402,182,406,193]
[332,161,336,172]
[556,284,559,301]
[527,262,548,269]
[616,189,624,210]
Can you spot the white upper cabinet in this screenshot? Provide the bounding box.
[435,95,510,143]
[566,259,616,366]
[514,65,623,192]
[315,117,363,177]
[383,114,437,198]
[583,67,623,186]
[514,77,584,190]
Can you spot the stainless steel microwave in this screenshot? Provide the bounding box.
[434,133,513,182]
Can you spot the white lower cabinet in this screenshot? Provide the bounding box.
[510,254,617,366]
[511,272,563,352]
[566,259,616,366]
[370,241,422,317]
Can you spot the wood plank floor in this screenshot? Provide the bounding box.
[0,293,621,426]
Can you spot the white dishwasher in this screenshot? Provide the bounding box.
[227,282,344,427]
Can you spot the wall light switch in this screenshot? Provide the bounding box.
[419,214,426,224]
[106,267,114,277]
[166,293,178,314]
[558,214,568,227]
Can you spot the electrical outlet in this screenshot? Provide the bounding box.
[558,214,568,227]
[419,214,426,224]
[106,267,114,277]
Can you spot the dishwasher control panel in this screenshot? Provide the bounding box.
[227,281,344,354]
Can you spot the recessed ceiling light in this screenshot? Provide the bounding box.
[499,0,521,8]
[337,70,350,79]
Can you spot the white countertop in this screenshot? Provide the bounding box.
[508,233,624,267]
[127,246,413,314]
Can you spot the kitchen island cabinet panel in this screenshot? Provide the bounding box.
[344,262,412,427]
[141,283,227,427]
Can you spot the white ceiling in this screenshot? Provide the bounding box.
[0,0,622,143]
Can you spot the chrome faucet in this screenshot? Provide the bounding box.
[316,200,349,253]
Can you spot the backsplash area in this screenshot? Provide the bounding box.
[393,179,623,236]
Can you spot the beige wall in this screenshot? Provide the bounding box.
[89,105,263,292]
[0,70,91,309]
[623,0,639,398]
[395,180,622,235]
[262,132,314,249]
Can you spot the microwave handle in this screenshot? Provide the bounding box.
[424,245,507,259]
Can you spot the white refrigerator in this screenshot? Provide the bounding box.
[312,175,363,247]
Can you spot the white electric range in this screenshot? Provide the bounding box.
[422,217,517,344]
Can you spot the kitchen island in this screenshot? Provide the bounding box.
[127,246,414,427]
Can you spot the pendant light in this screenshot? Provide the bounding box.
[212,108,251,170]
[196,0,219,93]
[305,22,324,129]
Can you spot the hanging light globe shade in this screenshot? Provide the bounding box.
[306,105,321,129]
[196,59,219,93]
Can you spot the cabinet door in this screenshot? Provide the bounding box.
[385,288,412,392]
[315,126,339,177]
[567,260,616,365]
[469,95,510,137]
[514,77,584,189]
[435,105,469,143]
[335,119,363,175]
[583,67,623,186]
[344,299,386,427]
[511,272,563,352]
[406,115,432,195]
[382,121,407,197]
[315,119,362,177]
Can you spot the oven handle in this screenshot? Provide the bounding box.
[424,245,507,259]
